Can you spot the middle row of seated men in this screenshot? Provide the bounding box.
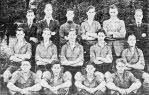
[1,25,149,94]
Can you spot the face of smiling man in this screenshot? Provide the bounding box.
[109,8,118,17]
[16,29,25,41]
[52,64,61,76]
[44,4,53,16]
[87,7,96,20]
[21,61,31,73]
[127,35,136,47]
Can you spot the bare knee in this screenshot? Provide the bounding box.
[36,70,43,79]
[3,70,11,82]
[42,71,51,79]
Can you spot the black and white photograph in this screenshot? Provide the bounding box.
[0,0,149,95]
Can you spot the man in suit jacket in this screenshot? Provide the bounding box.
[37,3,59,46]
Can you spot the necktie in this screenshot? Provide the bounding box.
[137,22,141,27]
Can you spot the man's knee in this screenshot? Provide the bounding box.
[44,88,55,95]
[111,91,121,95]
[8,90,17,95]
[58,88,68,95]
[94,90,104,95]
[142,72,149,82]
[78,89,91,95]
[3,70,11,82]
[29,91,40,95]
[42,71,51,79]
[36,70,43,79]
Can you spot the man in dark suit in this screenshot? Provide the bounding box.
[20,10,38,43]
[37,3,59,46]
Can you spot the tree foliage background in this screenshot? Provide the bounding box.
[0,0,148,25]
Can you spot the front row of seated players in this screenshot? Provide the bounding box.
[7,59,143,95]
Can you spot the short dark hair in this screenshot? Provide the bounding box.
[109,4,118,9]
[21,60,31,66]
[109,4,118,12]
[97,29,106,35]
[127,34,136,40]
[69,28,77,34]
[85,61,95,68]
[27,9,34,14]
[51,61,61,68]
[45,3,52,8]
[67,8,75,13]
[135,9,143,15]
[43,28,51,32]
[86,5,95,12]
[16,28,25,33]
[116,58,125,65]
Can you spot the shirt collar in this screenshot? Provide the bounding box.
[20,71,32,81]
[84,19,96,25]
[115,71,126,77]
[66,42,79,49]
[97,42,107,47]
[15,39,28,46]
[128,46,137,52]
[41,40,53,48]
[66,20,74,25]
[44,16,53,21]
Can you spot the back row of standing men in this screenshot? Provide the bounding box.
[1,3,149,95]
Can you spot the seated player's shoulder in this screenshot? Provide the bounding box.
[125,71,134,77]
[122,48,128,53]
[63,71,72,81]
[95,71,104,77]
[42,71,52,80]
[119,19,125,23]
[26,41,31,46]
[53,19,59,23]
[12,70,20,76]
[91,43,96,48]
[81,20,89,26]
[30,71,36,76]
[36,43,41,48]
[61,43,68,49]
[64,71,71,77]
[51,42,57,47]
[107,44,112,50]
[103,19,109,24]
[77,43,83,48]
[93,20,100,24]
[137,48,143,52]
[60,23,67,28]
